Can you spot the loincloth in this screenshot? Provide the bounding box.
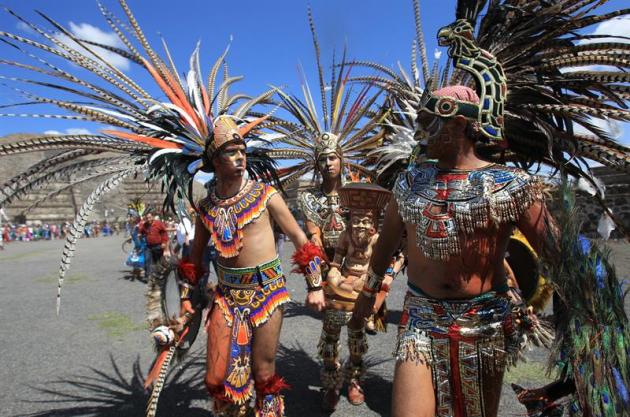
[395,283,522,417]
[212,257,291,404]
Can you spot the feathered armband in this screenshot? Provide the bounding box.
[178,258,203,295]
[292,241,326,292]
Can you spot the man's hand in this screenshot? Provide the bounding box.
[171,299,195,333]
[305,289,326,312]
[382,274,394,289]
[352,293,376,322]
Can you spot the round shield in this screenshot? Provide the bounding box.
[161,268,202,352]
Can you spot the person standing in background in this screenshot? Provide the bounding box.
[139,211,170,276]
[176,211,195,258]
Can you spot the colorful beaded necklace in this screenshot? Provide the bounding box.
[198,180,277,258]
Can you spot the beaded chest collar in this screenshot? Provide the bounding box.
[394,162,541,260]
[298,189,347,251]
[198,180,277,258]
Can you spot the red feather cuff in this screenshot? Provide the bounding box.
[178,259,202,285]
[292,241,327,290]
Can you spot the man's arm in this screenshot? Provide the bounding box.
[369,199,405,276]
[516,199,559,259]
[305,220,324,247]
[189,216,210,272]
[267,193,309,248]
[267,193,326,311]
[175,215,210,330]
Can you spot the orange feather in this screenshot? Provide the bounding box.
[141,57,184,109]
[238,114,270,137]
[102,129,182,149]
[144,347,170,389]
[158,61,207,136]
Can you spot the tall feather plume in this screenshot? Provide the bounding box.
[271,40,387,186]
[412,0,431,84]
[0,3,282,317]
[307,6,329,131]
[455,0,630,189]
[57,167,141,314]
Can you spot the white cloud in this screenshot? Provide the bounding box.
[16,21,36,34]
[564,16,630,72]
[54,22,130,71]
[580,16,630,45]
[65,127,92,135]
[43,128,92,136]
[574,117,623,139]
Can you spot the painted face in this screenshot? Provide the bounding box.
[214,142,246,179]
[317,152,341,180]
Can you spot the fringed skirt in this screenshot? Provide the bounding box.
[395,284,522,417]
[213,257,290,404]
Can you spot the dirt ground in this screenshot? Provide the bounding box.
[0,237,627,417]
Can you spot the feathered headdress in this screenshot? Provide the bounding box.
[262,8,388,185]
[357,0,630,198]
[0,0,278,311]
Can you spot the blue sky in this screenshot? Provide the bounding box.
[0,0,628,148]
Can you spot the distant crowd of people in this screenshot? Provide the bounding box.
[0,219,123,251]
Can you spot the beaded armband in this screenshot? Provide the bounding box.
[362,267,385,298]
[292,241,327,292]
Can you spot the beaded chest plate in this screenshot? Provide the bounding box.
[198,181,277,258]
[298,189,347,252]
[394,162,541,260]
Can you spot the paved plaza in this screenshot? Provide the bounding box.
[1,236,628,416]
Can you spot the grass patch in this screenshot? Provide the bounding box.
[35,273,91,285]
[504,362,554,385]
[0,249,50,262]
[88,312,144,339]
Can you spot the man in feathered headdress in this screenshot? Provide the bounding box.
[264,10,401,408]
[353,1,630,416]
[170,115,328,417]
[0,2,327,416]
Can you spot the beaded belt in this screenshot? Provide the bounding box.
[217,257,283,288]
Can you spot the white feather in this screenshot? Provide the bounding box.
[149,148,182,165]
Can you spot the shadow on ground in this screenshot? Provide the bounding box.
[278,342,393,416]
[118,269,148,283]
[21,352,208,417]
[21,341,393,417]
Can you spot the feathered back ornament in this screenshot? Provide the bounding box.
[543,178,630,417]
[0,0,278,312]
[438,0,630,179]
[356,0,630,193]
[128,198,146,218]
[263,7,388,186]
